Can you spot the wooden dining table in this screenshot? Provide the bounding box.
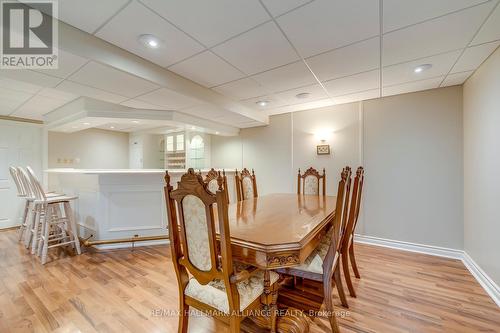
[215,193,337,333]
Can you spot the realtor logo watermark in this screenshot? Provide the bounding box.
[1,0,58,69]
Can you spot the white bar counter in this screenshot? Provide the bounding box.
[46,168,237,249]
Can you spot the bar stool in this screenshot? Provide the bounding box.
[9,167,30,242]
[16,167,63,249]
[26,166,81,264]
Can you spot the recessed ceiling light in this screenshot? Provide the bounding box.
[191,126,195,130]
[138,34,161,49]
[110,126,115,129]
[414,64,432,73]
[71,126,78,129]
[215,131,220,135]
[131,120,140,124]
[256,100,269,107]
[296,92,310,99]
[83,122,90,125]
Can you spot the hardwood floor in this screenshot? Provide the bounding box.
[0,229,499,333]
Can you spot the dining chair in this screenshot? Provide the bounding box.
[25,166,81,264]
[235,168,257,202]
[164,168,279,333]
[297,167,326,196]
[202,168,229,203]
[340,167,364,297]
[278,168,351,333]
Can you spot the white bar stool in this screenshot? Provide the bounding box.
[26,166,81,264]
[16,167,64,249]
[9,167,30,242]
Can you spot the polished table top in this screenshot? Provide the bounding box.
[216,193,337,254]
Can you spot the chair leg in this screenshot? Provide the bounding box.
[64,202,81,255]
[41,206,51,265]
[31,205,43,254]
[334,267,349,308]
[229,316,240,333]
[349,242,361,279]
[342,251,357,297]
[24,204,36,249]
[18,201,29,241]
[323,275,341,333]
[178,299,189,333]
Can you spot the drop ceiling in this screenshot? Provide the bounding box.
[3,0,500,123]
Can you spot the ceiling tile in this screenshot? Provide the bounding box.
[383,0,489,32]
[34,49,88,78]
[212,21,299,75]
[451,41,500,73]
[274,84,328,105]
[0,70,61,89]
[241,94,289,110]
[267,98,334,115]
[0,77,42,94]
[180,104,228,119]
[0,89,33,115]
[277,0,379,57]
[383,50,461,86]
[37,87,79,101]
[305,37,379,82]
[140,0,270,47]
[323,70,380,97]
[68,61,159,98]
[56,0,130,34]
[136,88,201,109]
[472,4,500,45]
[168,51,245,87]
[11,95,69,120]
[251,61,317,93]
[333,89,380,105]
[383,77,444,97]
[260,0,312,17]
[212,78,271,100]
[56,81,128,104]
[441,71,474,87]
[96,1,204,67]
[383,2,495,65]
[120,99,166,110]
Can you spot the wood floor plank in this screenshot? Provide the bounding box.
[1,229,499,332]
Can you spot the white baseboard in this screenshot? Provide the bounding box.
[354,234,500,307]
[462,252,500,307]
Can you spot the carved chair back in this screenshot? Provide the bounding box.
[297,167,326,196]
[341,167,364,250]
[235,168,257,201]
[202,168,229,203]
[322,168,351,278]
[164,168,241,312]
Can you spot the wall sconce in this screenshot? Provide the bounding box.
[314,129,332,155]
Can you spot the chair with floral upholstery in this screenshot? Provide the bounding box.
[278,168,352,333]
[235,168,257,202]
[202,168,229,203]
[297,167,326,196]
[164,168,279,333]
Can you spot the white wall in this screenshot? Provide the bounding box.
[212,86,464,249]
[363,87,463,248]
[49,128,129,169]
[0,120,43,228]
[463,47,500,285]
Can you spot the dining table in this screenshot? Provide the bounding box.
[215,193,338,333]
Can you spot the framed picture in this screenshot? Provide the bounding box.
[316,144,330,155]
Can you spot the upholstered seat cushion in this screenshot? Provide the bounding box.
[293,228,334,274]
[184,269,279,313]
